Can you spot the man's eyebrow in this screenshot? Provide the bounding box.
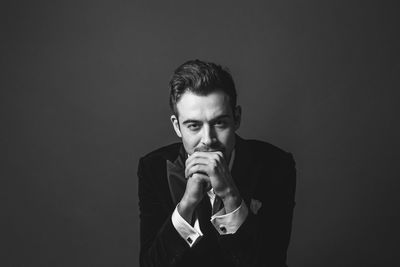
[181,119,201,125]
[181,114,231,125]
[210,114,231,122]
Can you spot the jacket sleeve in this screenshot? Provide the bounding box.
[217,153,297,267]
[138,157,189,267]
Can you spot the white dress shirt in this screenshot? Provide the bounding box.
[171,149,249,247]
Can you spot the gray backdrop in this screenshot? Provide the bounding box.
[2,1,399,266]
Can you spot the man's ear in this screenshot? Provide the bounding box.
[233,105,242,131]
[170,115,182,138]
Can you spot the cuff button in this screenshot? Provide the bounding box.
[219,226,227,233]
[187,237,192,244]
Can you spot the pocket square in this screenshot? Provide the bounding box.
[250,198,262,215]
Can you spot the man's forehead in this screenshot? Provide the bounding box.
[176,91,232,120]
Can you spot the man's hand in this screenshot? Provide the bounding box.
[185,151,242,213]
[178,170,210,224]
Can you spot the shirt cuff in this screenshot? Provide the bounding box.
[210,200,248,235]
[171,203,203,247]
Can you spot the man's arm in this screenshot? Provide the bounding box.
[216,152,296,266]
[138,157,189,267]
[185,150,296,266]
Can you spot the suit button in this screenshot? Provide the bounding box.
[219,225,227,233]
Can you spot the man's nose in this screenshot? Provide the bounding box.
[201,125,216,146]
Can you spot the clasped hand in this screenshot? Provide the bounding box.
[180,151,241,213]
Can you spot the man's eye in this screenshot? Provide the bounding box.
[187,124,200,130]
[214,121,227,127]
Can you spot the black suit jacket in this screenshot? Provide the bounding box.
[138,135,296,267]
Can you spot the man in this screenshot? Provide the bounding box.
[138,60,296,267]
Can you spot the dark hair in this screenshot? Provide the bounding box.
[169,59,237,115]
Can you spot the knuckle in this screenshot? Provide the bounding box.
[191,173,200,180]
[211,160,218,169]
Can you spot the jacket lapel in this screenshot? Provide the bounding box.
[166,145,187,205]
[231,135,258,206]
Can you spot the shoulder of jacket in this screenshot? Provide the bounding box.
[140,142,181,163]
[242,138,292,158]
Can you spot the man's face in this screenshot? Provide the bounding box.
[170,90,241,163]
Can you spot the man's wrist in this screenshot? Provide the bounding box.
[221,192,242,213]
[178,198,196,224]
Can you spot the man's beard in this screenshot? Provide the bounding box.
[194,144,225,154]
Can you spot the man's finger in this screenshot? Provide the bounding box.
[189,151,218,159]
[186,152,210,165]
[186,151,223,166]
[190,173,211,191]
[185,152,213,171]
[186,164,210,178]
[185,157,209,172]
